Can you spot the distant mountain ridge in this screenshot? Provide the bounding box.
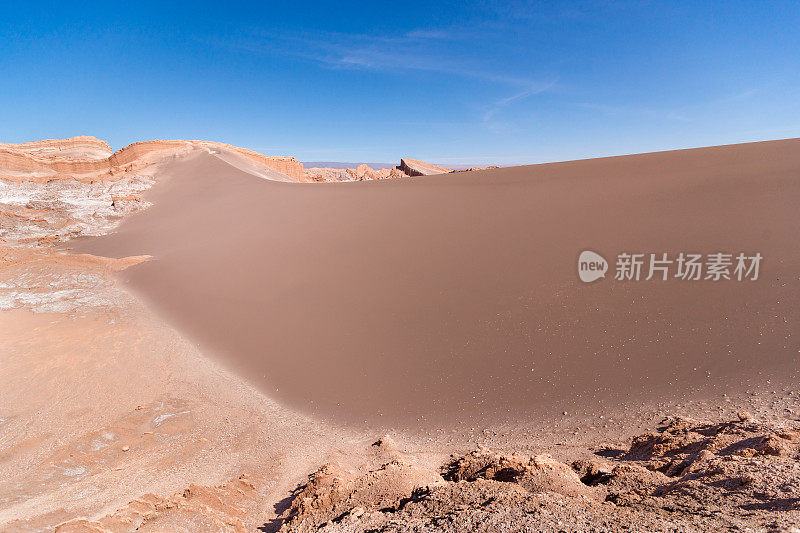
[303,162,498,170]
[302,162,396,169]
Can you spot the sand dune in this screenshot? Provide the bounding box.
[75,139,800,430]
[3,136,800,530]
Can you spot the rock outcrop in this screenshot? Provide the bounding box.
[281,460,443,530]
[304,164,407,182]
[304,157,457,182]
[443,449,595,499]
[398,158,451,176]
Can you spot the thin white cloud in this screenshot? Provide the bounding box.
[576,86,766,124]
[576,103,691,122]
[404,28,457,40]
[204,28,548,87]
[203,27,559,133]
[708,87,761,106]
[482,81,558,129]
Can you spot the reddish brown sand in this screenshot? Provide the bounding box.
[74,140,800,430]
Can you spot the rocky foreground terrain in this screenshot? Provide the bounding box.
[282,414,800,532]
[46,415,800,532]
[1,137,798,532]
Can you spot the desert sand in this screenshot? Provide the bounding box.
[76,139,800,429]
[1,137,799,531]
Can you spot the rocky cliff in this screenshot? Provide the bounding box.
[0,137,305,183]
[0,135,113,160]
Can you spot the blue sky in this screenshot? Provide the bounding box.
[1,1,799,164]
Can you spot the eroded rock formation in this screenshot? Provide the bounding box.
[398,158,452,176]
[0,135,113,160]
[304,164,408,182]
[0,136,305,182]
[304,158,459,182]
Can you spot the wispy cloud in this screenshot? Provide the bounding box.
[202,26,559,134]
[404,28,458,40]
[576,102,691,122]
[482,81,558,132]
[576,86,766,124]
[204,27,545,86]
[711,88,761,106]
